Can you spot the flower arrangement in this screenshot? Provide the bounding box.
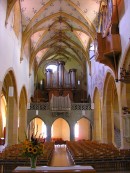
[22,134,44,158]
[21,134,44,168]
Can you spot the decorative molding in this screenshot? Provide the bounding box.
[71,103,91,110]
[29,102,50,110]
[29,102,91,111]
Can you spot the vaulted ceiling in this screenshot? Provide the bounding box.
[7,0,106,77]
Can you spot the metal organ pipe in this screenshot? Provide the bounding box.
[46,69,52,88]
[69,69,77,88]
[58,61,65,88]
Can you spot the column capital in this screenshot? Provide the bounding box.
[69,69,77,73]
[58,61,65,66]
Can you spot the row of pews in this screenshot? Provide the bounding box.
[51,138,66,145]
[66,140,130,171]
[0,142,54,173]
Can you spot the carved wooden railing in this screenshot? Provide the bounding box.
[29,102,91,111]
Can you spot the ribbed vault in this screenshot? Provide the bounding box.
[6,0,105,77]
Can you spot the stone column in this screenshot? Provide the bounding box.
[6,96,18,146]
[69,123,75,141]
[46,124,51,142]
[18,103,27,142]
[101,104,108,143]
[69,69,77,88]
[46,69,52,88]
[58,61,65,88]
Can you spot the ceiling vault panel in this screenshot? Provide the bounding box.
[6,0,102,76]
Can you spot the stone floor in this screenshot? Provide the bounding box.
[50,145,71,166]
[50,145,130,173]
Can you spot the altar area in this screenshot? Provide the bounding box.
[12,166,96,173]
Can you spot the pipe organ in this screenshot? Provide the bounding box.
[32,61,87,103]
[45,61,77,89]
[50,94,71,111]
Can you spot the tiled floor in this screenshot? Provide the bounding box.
[50,145,130,173]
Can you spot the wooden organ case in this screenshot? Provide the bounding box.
[95,0,121,80]
[32,61,87,103]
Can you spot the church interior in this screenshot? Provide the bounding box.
[0,0,130,172]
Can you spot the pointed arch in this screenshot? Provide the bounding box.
[93,87,102,142]
[51,117,70,141]
[103,72,120,146]
[18,86,28,142]
[75,117,91,141]
[1,70,18,146]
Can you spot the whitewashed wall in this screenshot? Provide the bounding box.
[0,0,34,100]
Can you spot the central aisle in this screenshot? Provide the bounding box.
[49,145,130,173]
[50,145,73,166]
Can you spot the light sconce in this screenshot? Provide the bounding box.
[82,110,85,116]
[36,110,39,115]
[117,64,130,83]
[122,107,130,114]
[8,86,14,97]
[27,103,30,109]
[91,103,94,110]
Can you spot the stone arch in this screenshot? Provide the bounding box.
[27,117,46,141]
[2,69,18,103]
[13,1,21,38]
[51,118,70,141]
[1,70,18,146]
[75,117,91,141]
[103,73,120,146]
[18,86,27,142]
[93,87,102,142]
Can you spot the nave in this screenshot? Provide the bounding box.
[50,145,130,173]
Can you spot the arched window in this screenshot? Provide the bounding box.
[46,64,57,73]
[74,122,79,138]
